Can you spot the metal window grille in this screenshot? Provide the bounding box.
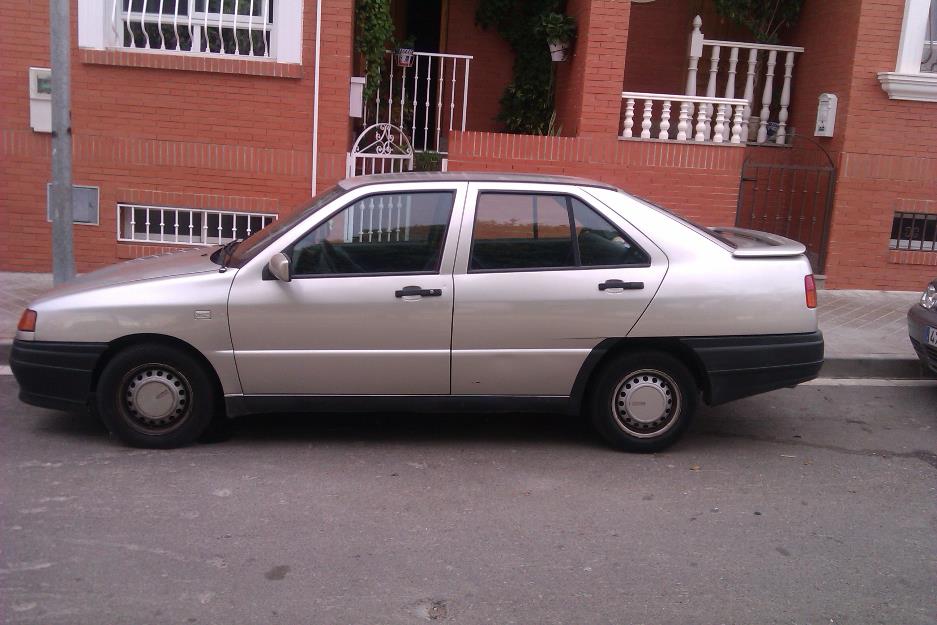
[112,0,274,58]
[890,212,937,251]
[117,203,276,245]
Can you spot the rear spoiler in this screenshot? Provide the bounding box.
[709,227,807,258]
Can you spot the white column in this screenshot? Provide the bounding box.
[685,15,704,124]
[677,101,690,141]
[641,99,653,138]
[775,51,795,145]
[724,47,739,99]
[622,98,635,138]
[742,48,758,142]
[704,45,721,140]
[730,104,743,144]
[694,105,707,142]
[713,103,726,143]
[757,50,777,144]
[658,100,671,140]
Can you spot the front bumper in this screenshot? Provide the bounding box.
[10,340,108,411]
[908,304,937,375]
[682,331,824,405]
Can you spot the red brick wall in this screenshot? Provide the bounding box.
[555,0,631,137]
[448,131,744,225]
[0,0,353,273]
[819,0,937,290]
[443,0,513,132]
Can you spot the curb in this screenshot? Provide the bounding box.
[0,340,9,364]
[820,357,930,379]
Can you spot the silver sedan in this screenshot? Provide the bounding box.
[11,173,823,451]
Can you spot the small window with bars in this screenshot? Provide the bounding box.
[118,204,276,245]
[890,212,937,251]
[114,0,274,57]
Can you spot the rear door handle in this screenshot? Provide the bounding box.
[598,279,644,291]
[395,285,443,298]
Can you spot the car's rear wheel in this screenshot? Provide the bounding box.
[95,344,216,448]
[589,351,698,452]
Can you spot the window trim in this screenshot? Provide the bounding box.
[78,0,303,64]
[285,190,458,280]
[878,0,937,101]
[466,191,652,275]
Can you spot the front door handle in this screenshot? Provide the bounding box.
[598,279,644,292]
[395,285,443,298]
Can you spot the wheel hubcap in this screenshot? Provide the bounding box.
[122,366,190,432]
[611,369,681,438]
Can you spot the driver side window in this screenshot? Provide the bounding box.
[289,191,455,276]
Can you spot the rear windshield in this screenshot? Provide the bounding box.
[628,193,737,249]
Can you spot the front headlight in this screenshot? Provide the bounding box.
[922,284,937,310]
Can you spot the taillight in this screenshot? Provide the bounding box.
[17,309,37,332]
[805,275,817,309]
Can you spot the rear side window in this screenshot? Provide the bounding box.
[469,193,649,271]
[289,191,454,276]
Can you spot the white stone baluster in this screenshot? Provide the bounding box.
[622,98,635,138]
[694,105,707,141]
[641,99,653,138]
[658,100,671,140]
[677,101,689,141]
[757,49,777,144]
[724,47,739,100]
[742,48,758,142]
[685,15,703,126]
[713,103,726,143]
[730,104,743,144]
[775,51,795,145]
[704,44,720,140]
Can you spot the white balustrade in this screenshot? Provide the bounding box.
[363,51,473,154]
[685,15,803,145]
[621,93,748,144]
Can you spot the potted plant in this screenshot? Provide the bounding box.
[538,13,576,62]
[395,37,415,68]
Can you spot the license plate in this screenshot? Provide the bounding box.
[928,327,937,347]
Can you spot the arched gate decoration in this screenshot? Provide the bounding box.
[346,123,414,178]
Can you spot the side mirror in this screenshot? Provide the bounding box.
[268,252,291,282]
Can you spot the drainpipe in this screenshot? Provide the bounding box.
[311,0,322,195]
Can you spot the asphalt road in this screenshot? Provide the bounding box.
[1,376,935,625]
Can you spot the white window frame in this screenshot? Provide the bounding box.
[878,0,937,102]
[78,0,303,64]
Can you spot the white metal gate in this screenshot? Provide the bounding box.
[346,123,414,177]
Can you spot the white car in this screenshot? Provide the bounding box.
[12,173,824,451]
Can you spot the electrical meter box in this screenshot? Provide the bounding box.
[29,67,52,133]
[815,93,837,137]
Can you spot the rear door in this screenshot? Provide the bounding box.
[450,183,667,396]
[228,182,465,395]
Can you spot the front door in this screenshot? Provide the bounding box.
[450,184,667,396]
[228,185,464,395]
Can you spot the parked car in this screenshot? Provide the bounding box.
[11,173,824,451]
[908,278,937,376]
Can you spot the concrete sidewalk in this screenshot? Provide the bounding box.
[0,271,931,378]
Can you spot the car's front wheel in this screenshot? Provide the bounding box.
[95,344,217,448]
[590,351,698,452]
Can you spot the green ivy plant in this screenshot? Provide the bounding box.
[712,0,803,44]
[476,0,566,135]
[355,0,394,103]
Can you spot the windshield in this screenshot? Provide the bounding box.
[221,185,348,267]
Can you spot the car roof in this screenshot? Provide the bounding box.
[337,171,619,191]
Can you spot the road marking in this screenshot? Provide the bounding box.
[0,366,11,376]
[805,378,937,387]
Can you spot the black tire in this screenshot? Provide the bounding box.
[589,351,698,452]
[95,344,217,449]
